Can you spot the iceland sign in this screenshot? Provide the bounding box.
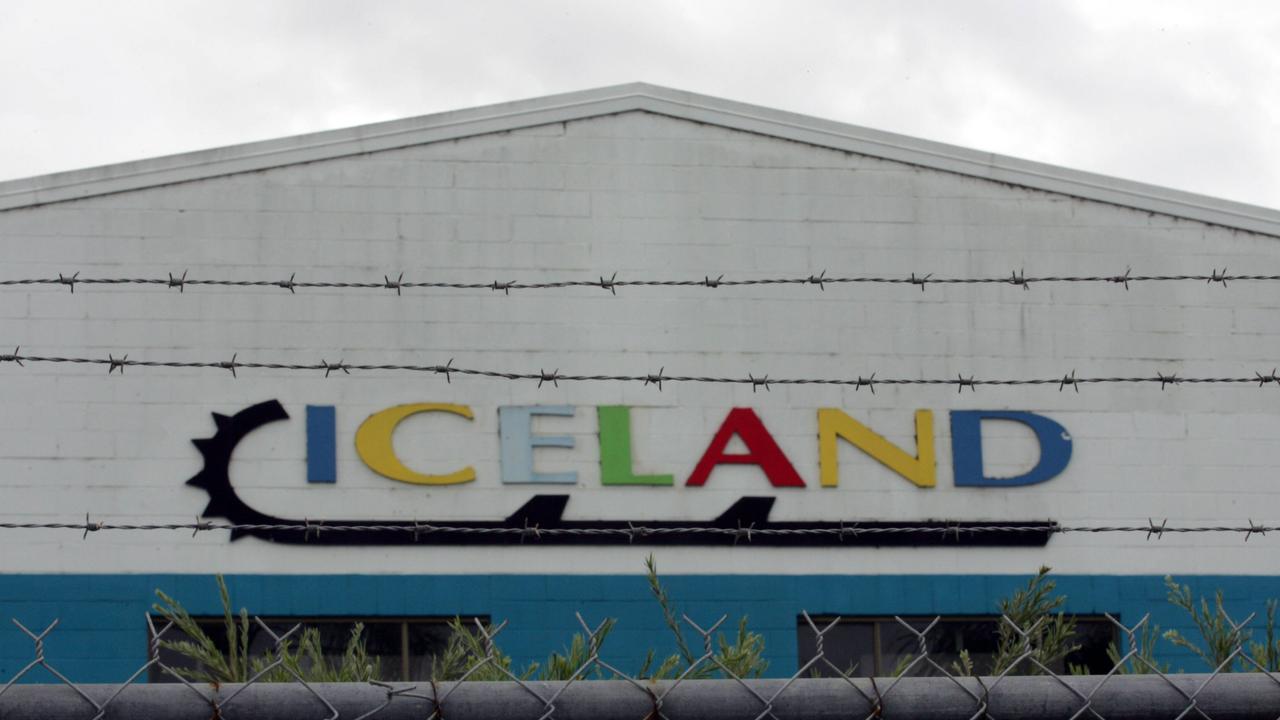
[188,401,1072,548]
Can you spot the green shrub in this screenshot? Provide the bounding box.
[152,575,378,683]
[1162,576,1279,673]
[427,555,766,681]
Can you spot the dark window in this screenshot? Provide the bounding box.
[797,616,1115,677]
[148,616,485,683]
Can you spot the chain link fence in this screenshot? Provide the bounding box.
[2,611,1279,720]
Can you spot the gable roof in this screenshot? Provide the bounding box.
[2,82,1278,236]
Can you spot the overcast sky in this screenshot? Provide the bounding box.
[2,0,1277,209]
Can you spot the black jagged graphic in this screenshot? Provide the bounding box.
[186,401,1053,547]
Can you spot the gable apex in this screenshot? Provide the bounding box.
[1,83,1277,236]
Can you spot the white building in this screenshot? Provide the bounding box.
[1,84,1278,681]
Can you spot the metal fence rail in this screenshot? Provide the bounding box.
[3,675,1280,720]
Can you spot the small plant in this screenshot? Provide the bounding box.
[275,624,380,682]
[989,566,1080,676]
[1162,576,1252,672]
[537,618,616,680]
[430,556,765,681]
[1100,617,1167,675]
[641,554,768,679]
[1248,600,1280,672]
[429,617,534,681]
[950,649,976,678]
[428,614,618,681]
[152,575,379,683]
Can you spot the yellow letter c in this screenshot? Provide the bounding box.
[355,403,476,485]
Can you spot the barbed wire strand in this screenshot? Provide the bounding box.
[1,350,1277,390]
[0,518,1275,539]
[0,267,1268,294]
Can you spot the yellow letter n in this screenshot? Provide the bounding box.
[818,409,935,488]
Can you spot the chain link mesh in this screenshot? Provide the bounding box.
[2,611,1279,720]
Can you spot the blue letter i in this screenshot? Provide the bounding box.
[306,405,337,484]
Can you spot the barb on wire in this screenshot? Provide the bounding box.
[437,357,456,384]
[599,273,619,295]
[81,513,102,540]
[1245,520,1267,542]
[384,273,404,295]
[1147,518,1169,541]
[220,353,239,378]
[645,367,667,391]
[1059,370,1078,392]
[853,373,875,393]
[322,359,349,378]
[2,268,1280,294]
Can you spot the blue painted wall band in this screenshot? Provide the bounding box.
[2,573,1277,682]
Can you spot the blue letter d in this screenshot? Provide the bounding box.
[950,411,1071,487]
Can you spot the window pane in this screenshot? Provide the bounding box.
[797,619,874,677]
[406,622,462,680]
[881,619,999,677]
[1063,620,1116,675]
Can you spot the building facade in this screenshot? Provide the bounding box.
[1,84,1279,681]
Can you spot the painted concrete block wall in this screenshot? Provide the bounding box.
[0,108,1279,676]
[0,111,1277,576]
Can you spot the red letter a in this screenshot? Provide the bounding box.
[687,408,805,487]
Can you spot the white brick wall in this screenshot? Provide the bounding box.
[0,110,1278,575]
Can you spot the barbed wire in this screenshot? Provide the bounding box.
[0,350,1277,390]
[1,609,1278,720]
[0,517,1275,540]
[0,267,1271,294]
